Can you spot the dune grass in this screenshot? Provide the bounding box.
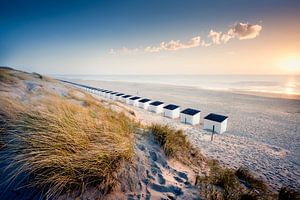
[0,94,136,199]
[0,68,20,85]
[148,124,205,167]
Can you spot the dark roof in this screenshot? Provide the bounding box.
[181,108,200,115]
[110,92,118,95]
[163,104,180,110]
[150,101,164,106]
[130,96,141,100]
[122,95,132,98]
[204,113,228,122]
[116,93,124,96]
[139,98,151,103]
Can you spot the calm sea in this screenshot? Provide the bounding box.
[55,75,300,98]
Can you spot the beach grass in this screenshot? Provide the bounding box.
[196,159,277,200]
[0,94,136,199]
[148,124,205,166]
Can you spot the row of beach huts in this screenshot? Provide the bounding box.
[61,80,228,134]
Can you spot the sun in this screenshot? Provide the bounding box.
[279,55,300,73]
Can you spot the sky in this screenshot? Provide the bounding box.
[1,0,300,75]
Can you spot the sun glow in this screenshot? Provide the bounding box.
[279,55,300,73]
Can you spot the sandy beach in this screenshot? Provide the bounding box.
[69,79,300,191]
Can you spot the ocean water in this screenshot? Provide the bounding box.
[55,74,300,97]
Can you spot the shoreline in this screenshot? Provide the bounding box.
[69,78,300,191]
[61,78,300,100]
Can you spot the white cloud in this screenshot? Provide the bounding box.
[208,30,222,44]
[109,47,140,55]
[229,22,262,40]
[144,36,201,52]
[109,22,262,54]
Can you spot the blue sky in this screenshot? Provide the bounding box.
[1,0,300,74]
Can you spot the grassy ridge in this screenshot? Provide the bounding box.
[0,82,136,199]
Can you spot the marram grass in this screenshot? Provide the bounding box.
[0,96,135,199]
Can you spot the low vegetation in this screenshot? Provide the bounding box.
[0,70,137,199]
[149,124,205,166]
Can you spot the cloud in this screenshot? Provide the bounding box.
[208,22,262,44]
[109,22,262,54]
[229,22,262,40]
[145,36,201,52]
[109,47,140,55]
[208,30,222,44]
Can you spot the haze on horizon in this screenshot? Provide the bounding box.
[1,0,300,75]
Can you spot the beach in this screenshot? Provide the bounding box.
[68,79,300,191]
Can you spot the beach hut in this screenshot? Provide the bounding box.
[203,113,228,134]
[110,92,118,100]
[180,108,201,125]
[129,96,141,106]
[122,95,132,103]
[101,90,107,97]
[102,90,108,97]
[138,98,151,110]
[149,101,164,113]
[98,89,104,96]
[105,91,113,99]
[115,93,124,101]
[163,104,180,119]
[94,89,100,95]
[91,87,95,94]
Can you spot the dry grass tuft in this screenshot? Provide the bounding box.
[148,124,205,166]
[0,95,136,199]
[197,160,276,200]
[235,166,267,191]
[0,68,20,85]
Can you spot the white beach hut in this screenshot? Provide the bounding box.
[138,98,151,110]
[103,91,108,97]
[129,96,141,106]
[105,91,113,99]
[115,93,124,101]
[94,89,100,95]
[148,101,164,113]
[163,104,180,119]
[110,92,118,100]
[112,93,121,101]
[101,90,107,97]
[98,89,104,96]
[203,113,228,134]
[122,95,132,103]
[180,108,201,125]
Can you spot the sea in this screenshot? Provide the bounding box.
[54,74,300,98]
